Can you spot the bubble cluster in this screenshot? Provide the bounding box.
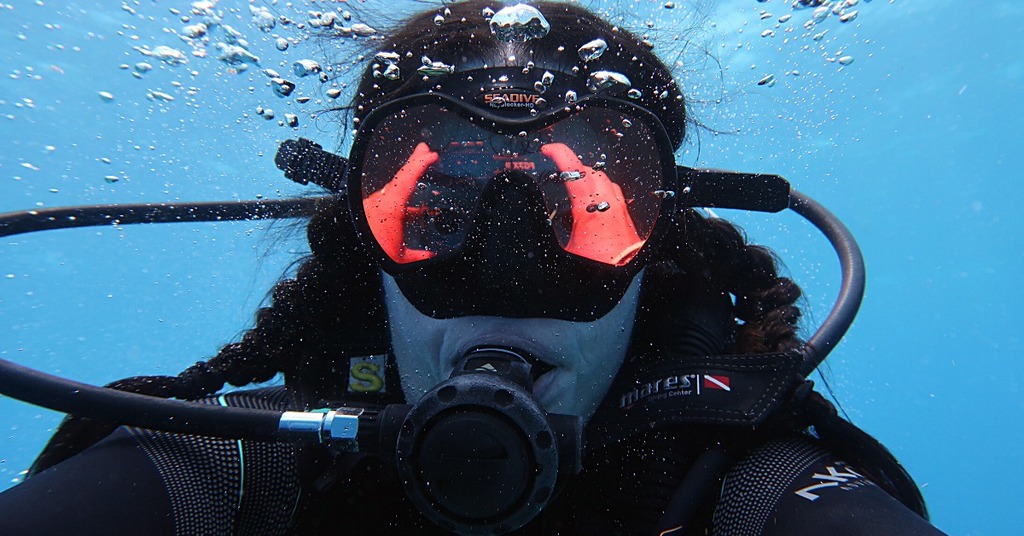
[373,51,402,81]
[105,0,395,137]
[748,0,873,89]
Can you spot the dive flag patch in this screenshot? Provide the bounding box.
[702,374,731,391]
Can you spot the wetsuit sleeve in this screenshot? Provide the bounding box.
[712,437,947,535]
[124,389,301,535]
[0,388,301,536]
[0,427,174,536]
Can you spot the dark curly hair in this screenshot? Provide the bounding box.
[31,0,802,474]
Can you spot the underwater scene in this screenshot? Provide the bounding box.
[1,1,1020,534]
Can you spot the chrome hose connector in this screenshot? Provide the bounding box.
[278,408,363,450]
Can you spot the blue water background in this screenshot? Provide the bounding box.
[1,1,1020,533]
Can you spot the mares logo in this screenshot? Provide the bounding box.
[618,373,732,409]
[477,89,541,110]
[348,354,387,394]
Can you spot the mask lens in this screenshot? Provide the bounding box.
[536,107,663,265]
[358,102,667,266]
[359,104,483,263]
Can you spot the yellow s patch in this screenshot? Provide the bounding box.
[348,355,387,393]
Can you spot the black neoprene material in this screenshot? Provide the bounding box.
[713,437,946,535]
[128,388,300,535]
[0,428,174,536]
[0,390,941,535]
[0,388,300,536]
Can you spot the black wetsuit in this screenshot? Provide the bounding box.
[0,387,944,535]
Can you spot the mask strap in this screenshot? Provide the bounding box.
[676,167,790,213]
[276,138,348,193]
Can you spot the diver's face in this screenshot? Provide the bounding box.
[382,271,643,420]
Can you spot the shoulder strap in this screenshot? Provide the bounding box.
[588,351,804,447]
[588,352,929,522]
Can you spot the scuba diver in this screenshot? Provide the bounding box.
[0,1,946,534]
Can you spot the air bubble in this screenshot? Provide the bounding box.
[489,4,550,42]
[587,71,631,94]
[182,23,207,39]
[383,64,401,80]
[271,78,295,97]
[375,51,401,65]
[216,44,259,66]
[350,24,377,37]
[293,59,322,77]
[250,5,276,31]
[578,38,607,62]
[134,45,187,66]
[417,57,455,77]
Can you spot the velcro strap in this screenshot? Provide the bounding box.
[590,352,803,443]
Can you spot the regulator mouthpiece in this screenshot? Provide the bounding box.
[394,347,583,534]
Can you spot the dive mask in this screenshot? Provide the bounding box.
[346,68,679,321]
